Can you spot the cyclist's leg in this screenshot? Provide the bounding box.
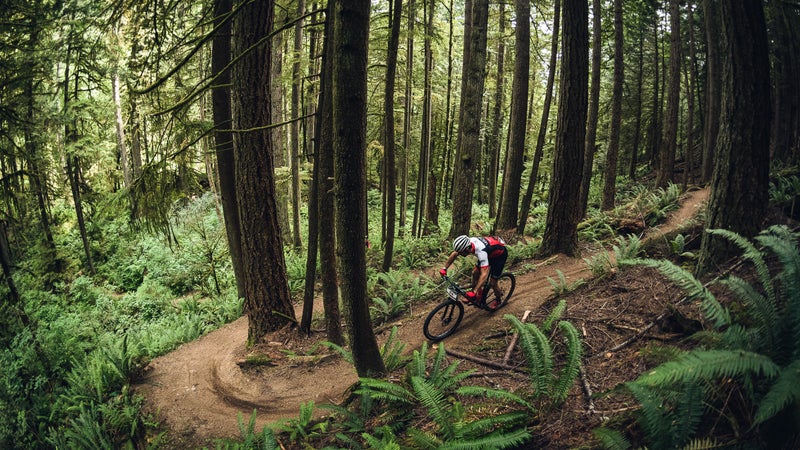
[488,249,508,298]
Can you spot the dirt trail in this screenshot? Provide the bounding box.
[134,187,709,448]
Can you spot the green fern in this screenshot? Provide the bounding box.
[623,258,730,328]
[551,321,583,403]
[624,381,706,450]
[380,326,411,372]
[455,386,531,410]
[635,350,780,386]
[547,269,570,296]
[407,342,472,392]
[356,378,415,405]
[542,299,567,333]
[613,234,644,262]
[507,316,553,396]
[754,358,800,425]
[592,426,631,450]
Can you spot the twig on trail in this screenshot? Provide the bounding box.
[445,348,527,373]
[465,371,529,381]
[578,325,596,414]
[502,310,531,364]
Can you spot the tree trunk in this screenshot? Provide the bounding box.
[413,0,433,238]
[404,0,416,237]
[539,0,588,258]
[317,4,344,346]
[518,0,560,233]
[421,0,437,235]
[629,19,645,180]
[212,0,246,300]
[382,0,402,271]
[766,0,800,166]
[701,0,721,184]
[580,0,601,216]
[271,11,291,244]
[698,0,772,273]
[496,0,528,232]
[231,0,297,344]
[684,1,698,187]
[450,0,489,237]
[290,0,305,251]
[656,0,681,188]
[487,3,506,220]
[645,4,661,169]
[601,0,624,211]
[331,0,386,377]
[112,70,131,189]
[439,0,456,210]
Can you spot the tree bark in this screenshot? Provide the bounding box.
[212,0,245,300]
[381,0,402,271]
[701,0,721,184]
[518,0,560,233]
[539,0,588,258]
[698,0,772,273]
[317,4,344,346]
[496,0,528,232]
[290,0,305,251]
[231,0,297,344]
[580,0,601,216]
[450,0,489,237]
[766,0,800,166]
[601,0,624,211]
[487,3,506,221]
[404,0,416,237]
[331,0,386,377]
[656,0,681,188]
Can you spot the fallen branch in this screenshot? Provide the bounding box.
[502,310,531,364]
[445,349,527,373]
[578,325,596,413]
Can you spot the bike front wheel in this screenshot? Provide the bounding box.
[423,300,464,341]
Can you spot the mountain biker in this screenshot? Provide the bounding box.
[439,234,508,310]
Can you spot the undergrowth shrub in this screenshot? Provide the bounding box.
[596,225,800,449]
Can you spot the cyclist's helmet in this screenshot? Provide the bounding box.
[453,235,471,253]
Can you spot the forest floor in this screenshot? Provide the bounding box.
[134,187,711,449]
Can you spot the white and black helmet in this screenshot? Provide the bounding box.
[453,235,471,253]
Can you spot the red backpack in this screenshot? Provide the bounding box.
[477,236,506,258]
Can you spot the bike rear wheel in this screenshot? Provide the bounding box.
[490,272,516,310]
[423,300,464,341]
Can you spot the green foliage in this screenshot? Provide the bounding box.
[542,299,567,333]
[592,426,632,450]
[506,314,583,404]
[327,342,531,449]
[612,234,644,262]
[369,269,431,324]
[608,226,800,447]
[584,252,613,278]
[547,269,585,297]
[274,401,328,446]
[769,174,800,217]
[213,410,280,450]
[394,234,445,270]
[379,327,411,372]
[668,234,691,259]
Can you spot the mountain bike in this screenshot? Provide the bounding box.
[422,273,516,342]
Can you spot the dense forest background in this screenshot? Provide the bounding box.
[1,0,799,448]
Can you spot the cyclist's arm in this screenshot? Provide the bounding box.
[442,251,459,272]
[474,266,490,295]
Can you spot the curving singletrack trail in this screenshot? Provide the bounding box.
[134,187,709,448]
